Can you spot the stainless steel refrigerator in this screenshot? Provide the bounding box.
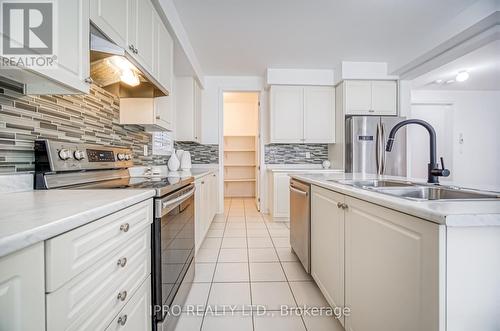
[345,116,407,176]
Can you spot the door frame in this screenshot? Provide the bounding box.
[218,89,264,211]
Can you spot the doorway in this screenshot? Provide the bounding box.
[222,92,260,209]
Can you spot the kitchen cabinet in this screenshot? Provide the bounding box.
[153,12,174,94]
[268,172,291,218]
[344,196,439,331]
[310,186,345,327]
[90,0,172,94]
[195,171,219,251]
[90,0,127,48]
[1,0,90,94]
[310,187,439,331]
[269,85,335,143]
[175,76,202,142]
[344,80,397,116]
[119,96,173,131]
[0,243,45,331]
[127,0,154,74]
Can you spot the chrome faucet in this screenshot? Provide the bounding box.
[385,119,450,184]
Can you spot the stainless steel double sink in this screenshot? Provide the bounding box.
[330,179,500,201]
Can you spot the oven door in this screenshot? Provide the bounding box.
[152,184,195,323]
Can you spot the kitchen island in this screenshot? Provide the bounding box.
[290,172,500,331]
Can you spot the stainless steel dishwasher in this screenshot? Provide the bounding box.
[289,178,311,273]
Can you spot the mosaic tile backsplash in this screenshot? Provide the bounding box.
[174,141,219,164]
[0,83,167,173]
[265,143,328,164]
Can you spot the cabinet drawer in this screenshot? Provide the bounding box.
[46,229,151,331]
[46,199,152,291]
[106,275,152,331]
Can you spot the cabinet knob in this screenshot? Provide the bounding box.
[117,257,127,268]
[117,290,128,301]
[337,202,343,209]
[128,44,134,51]
[84,77,93,84]
[369,109,375,113]
[120,223,130,232]
[117,314,128,326]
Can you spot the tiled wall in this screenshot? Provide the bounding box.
[174,141,219,164]
[0,83,167,173]
[264,143,328,164]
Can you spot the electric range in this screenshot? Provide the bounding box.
[34,139,195,329]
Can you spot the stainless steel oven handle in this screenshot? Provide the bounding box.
[290,186,308,196]
[162,187,195,209]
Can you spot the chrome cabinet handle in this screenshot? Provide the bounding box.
[117,290,127,301]
[117,257,127,268]
[337,202,348,210]
[117,314,127,326]
[120,223,130,232]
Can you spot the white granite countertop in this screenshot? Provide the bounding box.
[291,173,500,226]
[0,189,155,258]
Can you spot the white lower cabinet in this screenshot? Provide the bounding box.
[310,186,345,327]
[106,275,152,331]
[195,171,219,251]
[0,243,45,331]
[311,187,440,331]
[269,172,291,218]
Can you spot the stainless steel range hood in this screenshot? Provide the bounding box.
[90,25,167,98]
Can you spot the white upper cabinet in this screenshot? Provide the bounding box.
[344,80,397,116]
[91,0,172,94]
[304,86,335,143]
[1,0,90,94]
[270,86,304,143]
[153,12,173,93]
[90,0,127,48]
[127,0,154,74]
[175,77,202,142]
[371,81,397,115]
[270,85,335,143]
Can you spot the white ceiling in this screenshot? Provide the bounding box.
[172,0,477,76]
[412,40,500,91]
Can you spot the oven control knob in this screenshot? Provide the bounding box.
[124,154,131,160]
[117,153,126,161]
[73,150,86,160]
[58,149,71,160]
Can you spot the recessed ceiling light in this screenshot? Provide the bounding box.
[456,71,470,82]
[446,79,455,84]
[435,79,443,84]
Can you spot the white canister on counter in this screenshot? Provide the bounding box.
[168,149,180,171]
[176,149,184,161]
[181,151,192,170]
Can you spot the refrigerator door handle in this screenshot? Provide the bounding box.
[375,122,382,174]
[381,123,387,174]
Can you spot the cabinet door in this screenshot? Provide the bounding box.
[90,0,127,48]
[310,186,345,326]
[371,81,397,115]
[127,0,154,73]
[270,86,304,143]
[153,13,173,93]
[193,79,202,143]
[29,0,90,94]
[154,96,173,131]
[345,81,372,115]
[194,180,203,251]
[0,243,45,331]
[344,197,439,331]
[273,173,290,218]
[304,86,335,143]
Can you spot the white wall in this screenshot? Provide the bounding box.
[410,90,500,190]
[223,93,259,136]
